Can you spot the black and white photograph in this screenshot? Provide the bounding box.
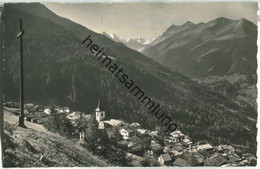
[1,1,258,167]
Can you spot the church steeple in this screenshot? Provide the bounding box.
[96,99,100,112]
[95,99,105,122]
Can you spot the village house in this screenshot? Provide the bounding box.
[170,130,186,141]
[44,108,52,115]
[204,153,228,166]
[226,153,242,164]
[99,119,127,129]
[149,131,159,136]
[66,111,91,121]
[129,144,144,156]
[164,135,178,143]
[215,145,224,153]
[153,135,165,146]
[4,101,20,108]
[55,106,69,113]
[127,136,143,147]
[35,105,45,112]
[63,107,70,113]
[193,153,205,166]
[136,129,149,135]
[173,158,192,167]
[158,153,172,165]
[139,135,153,147]
[25,103,35,113]
[183,138,193,146]
[119,127,135,140]
[149,142,164,156]
[241,153,257,165]
[169,145,184,156]
[130,122,141,129]
[197,143,214,151]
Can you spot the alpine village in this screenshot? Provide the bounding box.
[3,100,256,167]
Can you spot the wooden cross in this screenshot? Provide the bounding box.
[17,19,25,127]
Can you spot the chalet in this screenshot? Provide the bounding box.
[188,146,198,153]
[215,145,224,153]
[221,145,234,152]
[227,153,242,164]
[128,136,143,147]
[119,127,135,140]
[156,127,170,136]
[241,153,257,165]
[170,130,185,141]
[165,141,176,147]
[55,106,67,113]
[63,107,70,113]
[130,122,141,129]
[101,119,127,128]
[58,109,64,113]
[164,136,178,143]
[35,105,45,112]
[149,131,158,136]
[137,129,149,135]
[139,135,153,144]
[4,102,17,108]
[199,149,212,158]
[25,103,34,107]
[149,143,163,156]
[153,135,165,146]
[173,158,191,167]
[44,108,52,115]
[66,111,91,120]
[25,103,35,112]
[194,153,205,166]
[158,153,172,165]
[197,144,214,151]
[183,138,192,146]
[242,153,256,160]
[129,144,144,155]
[204,153,228,166]
[169,145,184,156]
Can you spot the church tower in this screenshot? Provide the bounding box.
[95,99,105,122]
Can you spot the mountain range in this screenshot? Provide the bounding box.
[3,3,257,154]
[143,17,257,77]
[102,32,154,51]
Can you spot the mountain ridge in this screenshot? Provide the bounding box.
[143,17,257,77]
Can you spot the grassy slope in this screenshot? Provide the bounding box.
[3,112,109,167]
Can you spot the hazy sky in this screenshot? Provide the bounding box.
[44,3,257,40]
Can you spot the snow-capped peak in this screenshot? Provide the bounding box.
[110,33,115,39]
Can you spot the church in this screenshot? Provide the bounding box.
[95,99,105,122]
